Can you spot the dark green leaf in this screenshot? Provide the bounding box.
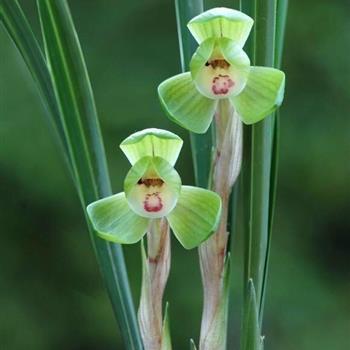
[36,1,143,347]
[240,2,287,349]
[0,1,143,348]
[260,0,289,319]
[242,280,263,350]
[174,0,212,188]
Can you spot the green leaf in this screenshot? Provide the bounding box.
[232,66,285,124]
[87,192,149,244]
[35,0,143,347]
[167,186,222,249]
[120,128,183,167]
[175,0,203,72]
[239,2,286,346]
[187,7,254,47]
[124,156,182,219]
[37,0,100,204]
[175,0,213,189]
[260,0,289,320]
[158,72,217,134]
[161,302,172,350]
[242,280,263,350]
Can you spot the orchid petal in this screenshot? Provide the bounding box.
[231,66,285,124]
[187,7,254,47]
[158,72,217,134]
[87,192,149,244]
[120,128,183,166]
[167,186,222,249]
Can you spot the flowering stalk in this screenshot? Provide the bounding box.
[159,7,285,348]
[138,218,171,350]
[87,128,222,348]
[199,100,242,350]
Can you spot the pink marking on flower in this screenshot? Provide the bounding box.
[144,192,163,212]
[212,74,234,95]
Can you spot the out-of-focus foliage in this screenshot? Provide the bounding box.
[0,0,349,349]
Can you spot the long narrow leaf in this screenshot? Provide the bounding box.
[174,0,212,188]
[240,0,281,335]
[260,0,289,319]
[242,280,263,350]
[0,1,142,348]
[36,1,143,348]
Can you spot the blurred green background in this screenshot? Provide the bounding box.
[1,0,350,349]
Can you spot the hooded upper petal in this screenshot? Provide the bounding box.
[120,128,183,166]
[187,7,254,47]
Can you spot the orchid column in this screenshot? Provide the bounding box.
[86,128,222,350]
[158,8,285,349]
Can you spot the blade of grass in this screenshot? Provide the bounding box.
[174,0,212,189]
[36,1,143,348]
[242,280,263,350]
[1,1,142,348]
[240,0,278,329]
[259,0,289,320]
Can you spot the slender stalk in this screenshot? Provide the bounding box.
[199,100,242,350]
[138,219,171,350]
[0,1,142,348]
[174,2,243,348]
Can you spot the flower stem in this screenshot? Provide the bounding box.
[199,100,242,350]
[138,218,171,350]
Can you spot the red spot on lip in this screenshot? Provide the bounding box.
[144,192,163,212]
[212,74,234,95]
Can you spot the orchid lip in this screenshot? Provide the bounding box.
[137,177,165,213]
[138,177,164,187]
[124,156,182,219]
[206,58,230,69]
[129,177,178,218]
[189,37,251,101]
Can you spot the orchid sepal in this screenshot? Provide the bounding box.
[120,128,183,167]
[167,186,222,249]
[187,7,254,47]
[158,72,218,134]
[231,66,286,124]
[87,192,149,244]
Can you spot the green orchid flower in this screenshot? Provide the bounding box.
[87,129,222,249]
[158,7,286,134]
